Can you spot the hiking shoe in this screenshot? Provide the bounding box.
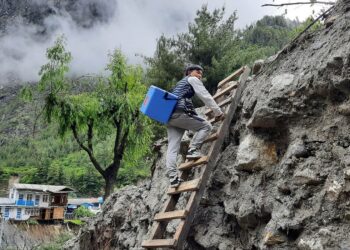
[186,148,203,159]
[170,177,184,188]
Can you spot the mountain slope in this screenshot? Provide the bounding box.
[64,1,350,249]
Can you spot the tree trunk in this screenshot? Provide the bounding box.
[103,174,116,200]
[103,165,119,200]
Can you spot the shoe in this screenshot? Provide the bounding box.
[186,148,203,159]
[170,177,184,188]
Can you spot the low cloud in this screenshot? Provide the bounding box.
[0,0,278,85]
[0,0,195,85]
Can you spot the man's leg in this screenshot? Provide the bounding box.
[189,119,212,149]
[168,113,212,158]
[166,125,185,182]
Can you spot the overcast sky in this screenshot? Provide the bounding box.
[204,0,330,28]
[0,0,334,85]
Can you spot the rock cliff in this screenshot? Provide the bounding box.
[65,1,350,249]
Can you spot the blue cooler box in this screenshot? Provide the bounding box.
[140,85,178,124]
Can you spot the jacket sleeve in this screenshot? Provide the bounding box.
[188,76,223,116]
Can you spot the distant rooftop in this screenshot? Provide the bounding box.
[13,184,74,193]
[68,198,102,205]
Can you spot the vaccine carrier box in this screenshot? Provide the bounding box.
[140,85,178,124]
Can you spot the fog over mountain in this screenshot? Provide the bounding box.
[0,0,327,85]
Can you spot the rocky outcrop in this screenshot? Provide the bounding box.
[235,133,278,171]
[65,1,350,249]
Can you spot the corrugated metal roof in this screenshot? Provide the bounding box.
[0,198,15,205]
[13,184,74,193]
[68,198,100,205]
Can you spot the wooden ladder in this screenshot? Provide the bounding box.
[142,66,251,249]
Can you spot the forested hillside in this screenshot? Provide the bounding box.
[0,7,310,197]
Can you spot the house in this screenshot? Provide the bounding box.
[66,197,103,216]
[0,183,74,221]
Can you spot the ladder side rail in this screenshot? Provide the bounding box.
[147,168,191,242]
[174,67,251,250]
[147,197,181,242]
[217,67,245,89]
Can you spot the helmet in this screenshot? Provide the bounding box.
[185,64,203,76]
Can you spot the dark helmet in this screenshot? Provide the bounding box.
[185,64,203,76]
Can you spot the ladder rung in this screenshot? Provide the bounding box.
[205,98,232,115]
[167,179,201,195]
[213,82,237,100]
[204,132,219,143]
[209,117,221,125]
[154,210,188,221]
[178,156,209,170]
[142,239,177,248]
[180,133,217,149]
[217,67,244,88]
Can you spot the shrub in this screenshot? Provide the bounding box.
[73,206,95,218]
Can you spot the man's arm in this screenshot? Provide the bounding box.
[188,76,223,116]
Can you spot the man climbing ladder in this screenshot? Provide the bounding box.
[166,64,225,188]
[142,66,250,249]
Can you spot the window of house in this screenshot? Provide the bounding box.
[18,194,24,200]
[4,207,9,218]
[33,209,39,216]
[43,195,48,202]
[11,192,14,199]
[16,208,22,219]
[24,208,39,216]
[35,195,40,205]
[27,194,33,201]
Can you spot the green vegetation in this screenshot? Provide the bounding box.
[0,5,318,197]
[144,8,300,97]
[73,206,95,218]
[27,218,39,225]
[64,219,84,225]
[33,232,73,250]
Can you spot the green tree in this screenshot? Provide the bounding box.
[69,167,103,196]
[144,9,303,98]
[73,206,95,218]
[33,162,49,184]
[145,5,238,94]
[23,37,153,199]
[143,35,184,91]
[242,16,296,49]
[183,6,238,93]
[46,163,65,185]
